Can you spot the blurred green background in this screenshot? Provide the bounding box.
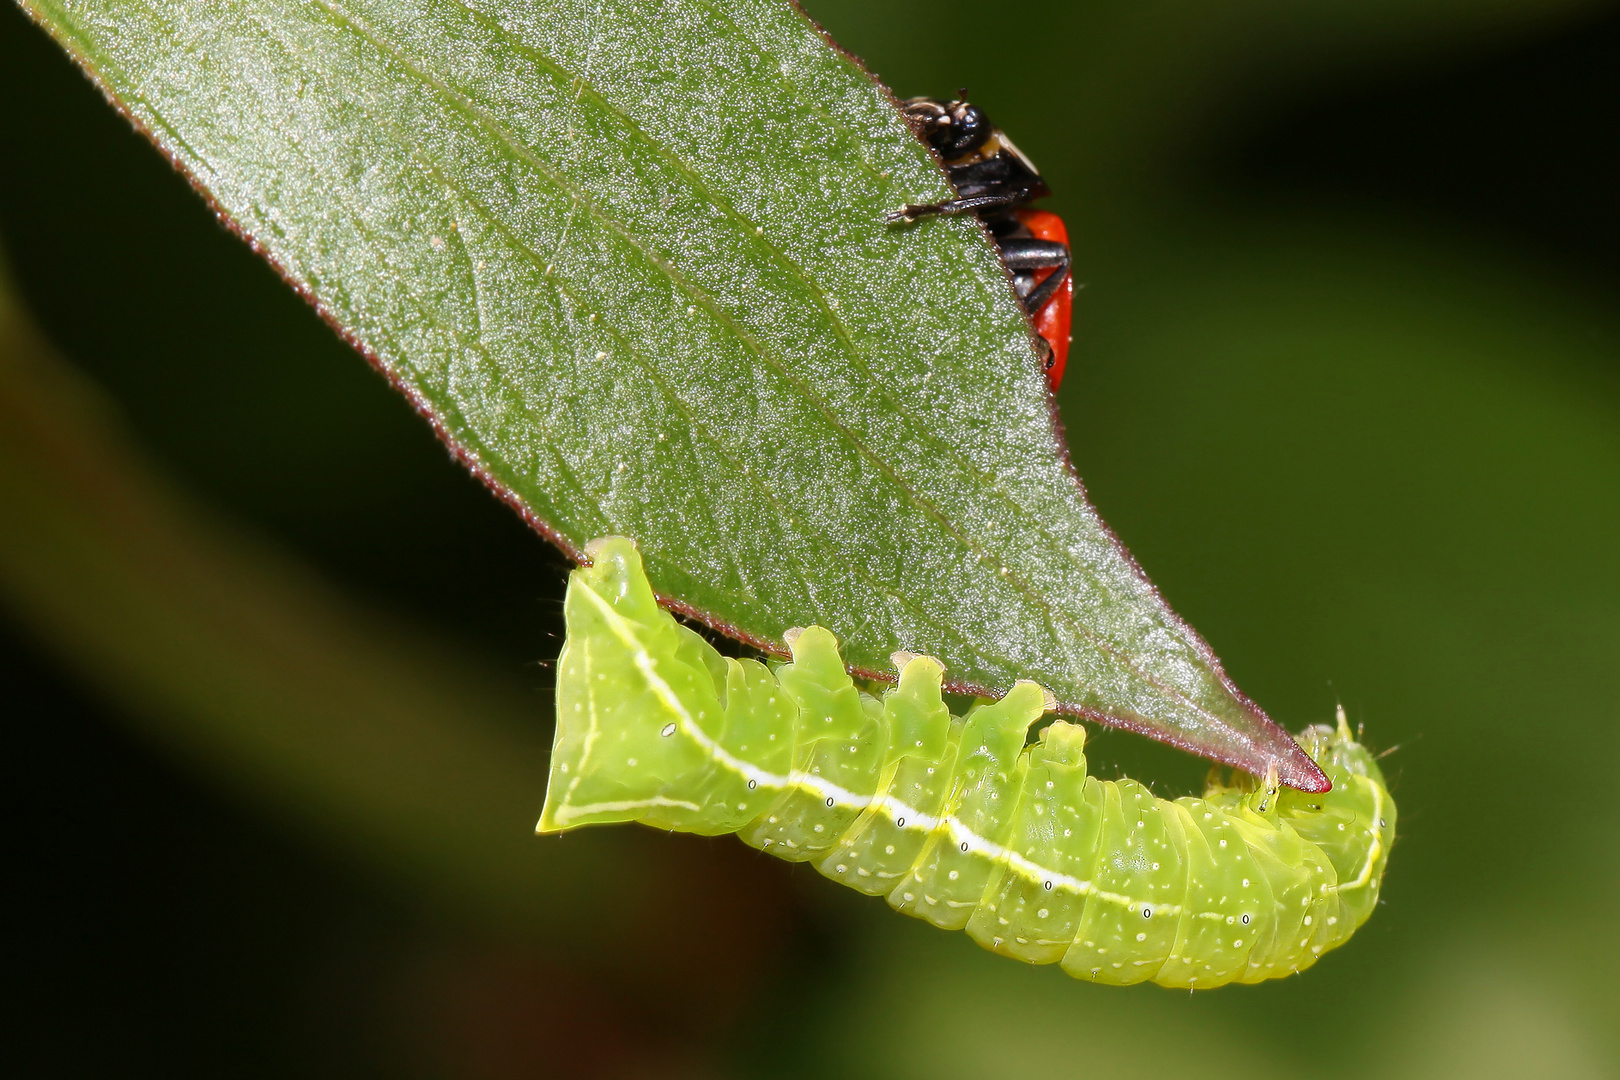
[4,0,1618,1076]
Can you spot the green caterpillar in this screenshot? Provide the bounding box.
[538,537,1394,988]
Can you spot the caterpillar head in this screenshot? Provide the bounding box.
[1293,707,1387,792]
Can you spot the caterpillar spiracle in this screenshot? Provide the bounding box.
[538,537,1395,988]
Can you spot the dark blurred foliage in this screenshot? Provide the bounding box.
[1218,13,1620,288]
[4,1,1619,1076]
[3,625,408,1077]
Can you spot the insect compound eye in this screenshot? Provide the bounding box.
[941,102,991,157]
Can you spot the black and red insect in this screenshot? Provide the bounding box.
[885,96,1073,391]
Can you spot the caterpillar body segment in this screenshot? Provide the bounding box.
[539,537,1395,989]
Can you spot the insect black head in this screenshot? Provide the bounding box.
[900,96,993,161]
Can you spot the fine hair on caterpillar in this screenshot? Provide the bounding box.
[539,537,1395,989]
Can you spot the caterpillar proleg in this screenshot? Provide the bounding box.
[538,537,1394,988]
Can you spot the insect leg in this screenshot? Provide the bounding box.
[998,237,1069,272]
[998,237,1071,315]
[882,188,1041,224]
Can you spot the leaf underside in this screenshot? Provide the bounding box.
[18,0,1326,790]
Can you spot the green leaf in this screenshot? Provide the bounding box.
[17,0,1325,789]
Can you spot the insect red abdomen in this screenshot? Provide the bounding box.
[1016,208,1072,391]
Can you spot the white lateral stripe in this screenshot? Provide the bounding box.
[1330,777,1386,893]
[579,585,791,792]
[573,585,1374,926]
[552,795,702,823]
